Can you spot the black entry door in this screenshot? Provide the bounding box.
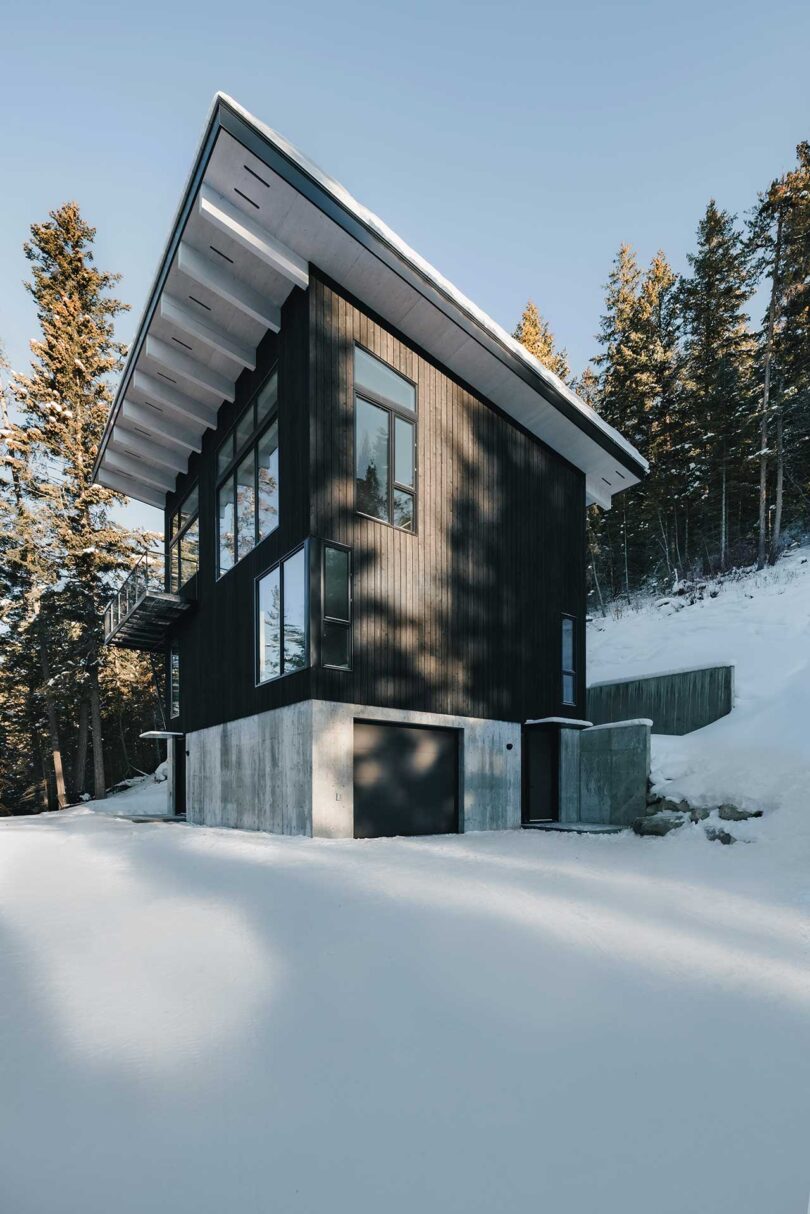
[522,725,559,823]
[353,722,460,838]
[172,738,186,816]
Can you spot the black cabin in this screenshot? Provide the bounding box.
[94,94,646,837]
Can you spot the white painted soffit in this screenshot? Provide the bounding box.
[93,93,647,509]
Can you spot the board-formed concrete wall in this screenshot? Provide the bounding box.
[587,665,734,735]
[311,701,521,837]
[186,701,313,833]
[578,721,652,826]
[186,700,521,837]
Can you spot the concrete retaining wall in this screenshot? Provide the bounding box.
[587,664,734,735]
[578,721,652,826]
[186,699,520,837]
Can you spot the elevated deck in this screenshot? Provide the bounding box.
[103,551,193,652]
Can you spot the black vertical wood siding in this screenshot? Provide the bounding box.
[165,270,586,733]
[165,286,313,733]
[308,272,586,724]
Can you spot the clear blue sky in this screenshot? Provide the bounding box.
[2,0,807,530]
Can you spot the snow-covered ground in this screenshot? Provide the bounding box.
[590,543,810,840]
[88,763,170,818]
[1,554,809,1213]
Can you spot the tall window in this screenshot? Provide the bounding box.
[169,647,180,719]
[168,485,199,591]
[561,616,576,706]
[354,346,416,530]
[256,545,308,684]
[217,369,279,577]
[322,542,351,669]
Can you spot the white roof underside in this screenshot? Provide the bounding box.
[94,94,646,511]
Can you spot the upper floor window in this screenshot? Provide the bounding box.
[256,544,308,684]
[322,542,351,670]
[354,346,416,531]
[561,615,576,706]
[217,368,279,578]
[168,485,199,591]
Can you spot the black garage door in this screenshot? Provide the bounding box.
[353,722,460,838]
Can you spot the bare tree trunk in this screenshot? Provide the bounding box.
[770,405,784,564]
[622,498,631,603]
[32,732,49,814]
[39,635,67,810]
[720,463,727,571]
[89,666,106,800]
[72,698,89,801]
[588,528,607,618]
[149,653,167,730]
[673,510,683,579]
[757,208,784,569]
[657,510,672,577]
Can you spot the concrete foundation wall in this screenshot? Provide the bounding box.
[578,721,651,826]
[587,665,734,735]
[186,700,520,837]
[312,701,521,837]
[186,701,313,833]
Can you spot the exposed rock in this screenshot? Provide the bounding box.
[689,807,710,822]
[633,813,685,837]
[718,803,763,821]
[659,797,691,815]
[705,826,736,845]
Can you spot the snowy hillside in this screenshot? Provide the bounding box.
[589,543,810,842]
[1,552,809,1213]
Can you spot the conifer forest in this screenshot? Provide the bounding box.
[1,142,808,814]
[516,141,810,607]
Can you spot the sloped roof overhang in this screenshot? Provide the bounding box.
[92,93,647,510]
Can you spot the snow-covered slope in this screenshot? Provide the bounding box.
[89,764,170,818]
[589,544,810,844]
[1,553,809,1213]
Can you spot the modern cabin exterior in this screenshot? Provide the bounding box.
[93,95,646,837]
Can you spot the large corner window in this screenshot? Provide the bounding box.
[217,369,279,577]
[169,647,180,719]
[168,485,199,591]
[322,542,351,669]
[354,346,416,531]
[256,544,308,684]
[562,616,576,706]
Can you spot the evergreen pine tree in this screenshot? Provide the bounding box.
[0,347,67,809]
[678,202,754,569]
[593,245,645,434]
[10,202,146,802]
[514,299,571,382]
[750,142,810,561]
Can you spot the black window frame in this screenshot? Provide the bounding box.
[321,540,352,671]
[216,365,280,580]
[254,541,310,687]
[561,614,577,707]
[169,646,180,720]
[167,483,199,592]
[353,344,417,533]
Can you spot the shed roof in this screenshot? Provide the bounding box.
[92,93,647,510]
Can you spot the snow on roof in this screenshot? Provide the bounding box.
[217,93,647,474]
